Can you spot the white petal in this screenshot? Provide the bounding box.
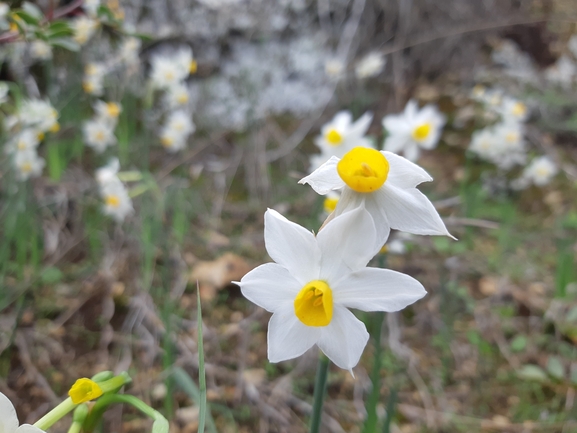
[333,111,353,129]
[383,134,408,154]
[403,143,421,162]
[317,306,369,371]
[0,392,19,433]
[334,188,391,247]
[15,425,46,433]
[264,209,320,284]
[348,111,373,137]
[267,304,320,363]
[384,151,432,188]
[332,268,426,311]
[381,184,453,237]
[299,156,345,195]
[317,208,380,282]
[238,263,301,312]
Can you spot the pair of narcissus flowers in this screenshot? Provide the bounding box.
[238,147,452,371]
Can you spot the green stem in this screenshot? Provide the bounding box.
[310,354,330,433]
[67,422,82,433]
[83,394,167,433]
[197,287,207,433]
[363,312,385,433]
[33,398,76,430]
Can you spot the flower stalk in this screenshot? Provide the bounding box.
[310,354,330,433]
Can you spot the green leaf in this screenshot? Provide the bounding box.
[50,38,80,52]
[197,286,207,433]
[546,356,565,381]
[22,2,44,20]
[40,266,62,284]
[13,10,39,26]
[517,365,548,382]
[510,335,527,352]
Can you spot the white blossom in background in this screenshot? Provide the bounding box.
[385,232,414,255]
[93,100,122,126]
[492,122,527,169]
[545,55,577,88]
[100,179,133,222]
[237,207,426,371]
[521,156,558,187]
[14,149,45,181]
[469,127,500,162]
[324,57,345,80]
[491,39,539,84]
[300,147,453,245]
[83,118,117,153]
[355,51,385,79]
[310,111,373,171]
[96,158,120,186]
[83,0,100,17]
[7,129,41,153]
[29,40,52,61]
[83,63,106,95]
[19,99,59,133]
[159,110,195,152]
[72,16,99,45]
[496,96,529,124]
[149,46,195,90]
[383,100,446,161]
[119,37,141,66]
[164,83,191,108]
[0,392,45,432]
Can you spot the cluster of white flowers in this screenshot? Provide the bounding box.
[149,46,196,152]
[83,100,121,153]
[4,98,61,181]
[239,142,453,371]
[95,158,133,221]
[512,155,559,190]
[469,87,529,170]
[72,15,99,45]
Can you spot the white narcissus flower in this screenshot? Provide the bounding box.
[30,40,52,61]
[14,149,45,181]
[83,119,117,153]
[96,158,120,185]
[492,122,527,170]
[8,129,41,153]
[355,51,386,79]
[100,180,133,222]
[164,83,191,108]
[383,100,446,162]
[149,47,195,90]
[300,147,453,245]
[72,16,99,45]
[0,392,45,433]
[522,156,558,187]
[497,96,528,124]
[19,99,59,133]
[93,100,122,126]
[310,111,373,171]
[119,37,141,65]
[159,110,195,152]
[83,63,106,95]
[237,208,426,371]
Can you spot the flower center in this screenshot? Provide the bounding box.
[83,81,95,93]
[21,162,32,173]
[177,93,189,104]
[69,378,103,404]
[337,147,389,193]
[294,280,333,327]
[512,102,526,117]
[106,102,120,117]
[323,196,338,213]
[325,129,343,146]
[189,60,198,74]
[161,136,174,147]
[412,123,432,141]
[95,130,105,141]
[49,122,60,133]
[105,195,120,208]
[505,132,518,143]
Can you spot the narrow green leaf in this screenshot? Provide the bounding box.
[197,285,207,433]
[50,38,80,52]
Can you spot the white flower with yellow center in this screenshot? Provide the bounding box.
[492,122,527,169]
[93,100,122,126]
[8,129,41,153]
[72,16,99,45]
[0,392,45,433]
[150,47,195,90]
[159,110,195,152]
[300,147,453,245]
[14,149,45,181]
[83,63,106,95]
[310,111,373,171]
[119,37,141,65]
[30,40,53,61]
[83,119,116,153]
[355,51,386,79]
[469,127,500,161]
[522,156,558,187]
[100,180,133,222]
[164,83,191,108]
[497,96,528,124]
[383,100,446,161]
[237,207,426,371]
[19,99,59,133]
[96,158,120,186]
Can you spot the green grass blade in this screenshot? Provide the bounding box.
[197,285,207,433]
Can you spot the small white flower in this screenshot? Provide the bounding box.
[100,180,133,222]
[96,158,120,185]
[30,40,52,61]
[522,156,558,187]
[164,83,191,108]
[324,58,345,79]
[19,99,59,133]
[469,123,527,170]
[14,149,45,181]
[83,119,116,153]
[300,147,453,245]
[119,37,141,65]
[469,127,500,161]
[83,0,100,17]
[83,63,106,95]
[545,55,577,88]
[310,111,373,171]
[149,47,195,90]
[72,16,99,45]
[355,51,386,79]
[159,110,195,152]
[383,100,446,161]
[497,96,529,124]
[93,100,122,126]
[237,207,426,371]
[0,392,45,433]
[8,129,41,153]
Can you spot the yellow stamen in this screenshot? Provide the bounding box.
[323,196,338,213]
[94,131,105,141]
[105,195,120,208]
[337,147,389,193]
[505,132,518,143]
[177,93,188,104]
[18,140,27,150]
[161,136,173,148]
[21,162,32,173]
[512,102,526,117]
[325,129,343,146]
[189,60,198,74]
[69,378,104,404]
[294,280,333,327]
[83,81,94,93]
[412,123,432,142]
[49,123,60,133]
[106,102,120,118]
